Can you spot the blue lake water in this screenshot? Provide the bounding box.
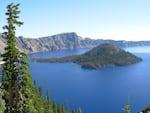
[29,46,150,113]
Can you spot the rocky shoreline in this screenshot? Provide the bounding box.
[1,32,150,54]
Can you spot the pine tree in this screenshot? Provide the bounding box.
[71,109,75,113]
[124,90,131,113]
[1,3,39,113]
[57,104,61,113]
[60,104,65,113]
[38,86,42,96]
[1,2,81,113]
[52,101,57,113]
[1,3,24,113]
[77,107,82,113]
[44,90,52,113]
[124,101,131,113]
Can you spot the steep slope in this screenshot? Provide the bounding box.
[16,32,83,53]
[0,32,150,53]
[36,44,142,69]
[16,34,150,53]
[0,34,7,53]
[79,44,142,68]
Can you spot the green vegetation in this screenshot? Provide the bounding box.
[0,3,81,113]
[0,101,4,113]
[1,3,26,112]
[124,102,131,113]
[0,2,147,113]
[141,105,150,113]
[36,44,142,69]
[124,91,131,113]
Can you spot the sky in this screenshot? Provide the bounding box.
[0,0,150,41]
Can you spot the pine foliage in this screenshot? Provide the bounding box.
[124,91,131,113]
[0,2,82,113]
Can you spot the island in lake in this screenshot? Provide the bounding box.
[36,43,142,69]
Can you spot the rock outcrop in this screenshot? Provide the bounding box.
[0,34,7,53]
[36,43,142,69]
[0,32,150,53]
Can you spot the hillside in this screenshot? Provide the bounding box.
[0,32,150,53]
[36,44,142,69]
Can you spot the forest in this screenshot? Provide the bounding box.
[1,2,150,113]
[0,3,81,113]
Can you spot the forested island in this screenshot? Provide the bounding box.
[1,2,150,113]
[0,3,82,113]
[36,44,142,69]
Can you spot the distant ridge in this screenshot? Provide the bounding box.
[36,43,142,69]
[0,32,150,53]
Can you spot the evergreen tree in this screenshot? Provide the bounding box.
[57,104,61,113]
[124,90,131,113]
[71,109,75,113]
[124,101,131,113]
[52,101,57,113]
[46,90,51,105]
[38,86,42,96]
[1,3,39,113]
[1,2,82,113]
[60,104,65,113]
[44,91,52,113]
[1,3,24,113]
[77,107,82,113]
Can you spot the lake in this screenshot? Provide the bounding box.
[29,46,150,113]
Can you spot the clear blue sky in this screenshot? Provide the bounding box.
[0,0,150,41]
